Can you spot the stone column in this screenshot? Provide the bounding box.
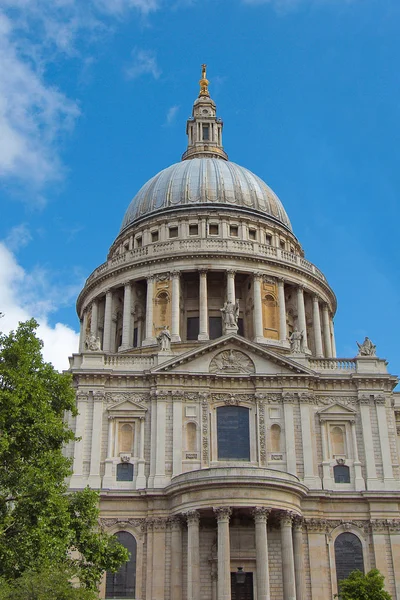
[90,300,98,337]
[330,319,337,357]
[227,270,236,303]
[88,391,104,488]
[293,517,306,600]
[214,507,232,600]
[79,317,84,352]
[103,290,113,353]
[359,396,378,489]
[143,275,156,346]
[152,519,167,599]
[252,507,271,600]
[283,395,297,476]
[171,271,181,342]
[278,278,287,343]
[280,512,296,600]
[320,420,333,489]
[253,273,264,342]
[154,392,167,488]
[136,416,146,489]
[146,520,154,600]
[312,296,323,358]
[198,269,209,341]
[300,397,320,488]
[296,286,308,350]
[186,510,200,600]
[322,305,332,358]
[170,517,183,600]
[70,392,88,486]
[375,396,395,487]
[120,282,132,350]
[350,419,365,491]
[172,391,183,477]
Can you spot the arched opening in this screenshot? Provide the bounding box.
[331,426,345,456]
[217,406,250,461]
[262,293,279,340]
[334,464,350,483]
[154,291,169,327]
[106,531,137,598]
[335,532,364,589]
[186,422,197,452]
[270,424,281,453]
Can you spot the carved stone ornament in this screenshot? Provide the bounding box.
[375,394,386,406]
[105,392,148,405]
[168,515,183,529]
[120,454,131,463]
[84,333,101,351]
[147,517,168,531]
[213,507,232,522]
[202,400,209,464]
[336,458,346,465]
[251,507,271,523]
[93,390,105,402]
[280,511,297,527]
[211,393,254,405]
[100,517,146,531]
[299,392,317,405]
[282,392,296,404]
[293,516,304,531]
[76,392,89,403]
[209,350,255,375]
[185,510,200,525]
[156,272,170,282]
[258,402,266,465]
[357,336,377,357]
[305,519,330,533]
[318,396,357,407]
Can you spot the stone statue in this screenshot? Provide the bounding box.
[157,326,171,351]
[357,336,376,357]
[220,300,239,328]
[289,329,303,354]
[84,333,101,351]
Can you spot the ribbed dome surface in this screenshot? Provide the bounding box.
[120,158,292,232]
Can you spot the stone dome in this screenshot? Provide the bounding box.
[120,158,292,233]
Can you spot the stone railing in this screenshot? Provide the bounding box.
[104,355,155,369]
[308,358,356,372]
[86,238,327,285]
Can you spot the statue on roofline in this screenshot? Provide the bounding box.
[357,337,376,357]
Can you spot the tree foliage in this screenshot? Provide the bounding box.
[0,567,97,600]
[0,320,129,588]
[337,569,392,600]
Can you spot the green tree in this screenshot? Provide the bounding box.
[0,567,97,600]
[0,319,129,589]
[336,569,392,599]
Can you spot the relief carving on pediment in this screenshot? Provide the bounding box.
[209,350,255,375]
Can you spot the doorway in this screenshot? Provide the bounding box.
[230,572,254,600]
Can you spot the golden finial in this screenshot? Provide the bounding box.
[199,63,210,97]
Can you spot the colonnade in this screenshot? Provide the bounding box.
[82,269,336,357]
[172,507,305,600]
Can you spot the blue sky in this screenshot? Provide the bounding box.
[0,0,399,377]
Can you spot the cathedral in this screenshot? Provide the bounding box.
[67,66,400,600]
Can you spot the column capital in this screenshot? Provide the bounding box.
[213,506,232,522]
[105,288,113,297]
[297,284,305,293]
[279,511,297,527]
[252,506,271,523]
[171,270,181,280]
[312,295,319,303]
[198,268,208,276]
[185,510,200,526]
[293,515,304,531]
[168,515,183,530]
[226,269,236,277]
[277,277,285,286]
[124,280,132,289]
[146,275,155,283]
[253,271,263,282]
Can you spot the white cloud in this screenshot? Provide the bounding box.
[0,0,161,192]
[125,48,161,80]
[0,241,80,371]
[164,105,180,126]
[242,0,354,7]
[5,223,32,252]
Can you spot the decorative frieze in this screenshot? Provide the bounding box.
[209,350,255,374]
[100,517,146,531]
[105,392,148,405]
[258,401,266,464]
[202,398,209,464]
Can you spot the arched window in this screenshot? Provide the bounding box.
[119,423,134,454]
[217,406,250,461]
[331,426,345,456]
[334,464,350,483]
[335,532,364,588]
[106,531,137,598]
[186,422,197,452]
[117,463,134,482]
[155,291,169,325]
[270,424,281,453]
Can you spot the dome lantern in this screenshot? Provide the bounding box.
[182,64,228,161]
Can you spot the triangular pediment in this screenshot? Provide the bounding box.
[107,398,147,414]
[151,334,314,376]
[317,403,356,417]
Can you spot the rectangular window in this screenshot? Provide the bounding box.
[209,224,219,236]
[230,225,239,237]
[265,234,272,245]
[280,240,285,250]
[136,236,142,248]
[217,406,250,460]
[151,230,159,242]
[189,224,199,236]
[169,227,178,238]
[209,316,222,339]
[203,125,210,141]
[116,463,134,481]
[249,229,256,240]
[186,317,199,340]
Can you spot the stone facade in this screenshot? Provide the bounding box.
[68,68,400,599]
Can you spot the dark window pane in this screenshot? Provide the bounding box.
[203,125,209,140]
[217,406,250,460]
[209,317,222,339]
[106,532,137,598]
[133,328,138,348]
[187,317,199,340]
[238,318,244,337]
[335,532,364,587]
[334,465,350,483]
[116,463,134,481]
[231,571,254,600]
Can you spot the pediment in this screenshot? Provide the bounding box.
[150,334,314,376]
[107,398,147,415]
[317,402,356,420]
